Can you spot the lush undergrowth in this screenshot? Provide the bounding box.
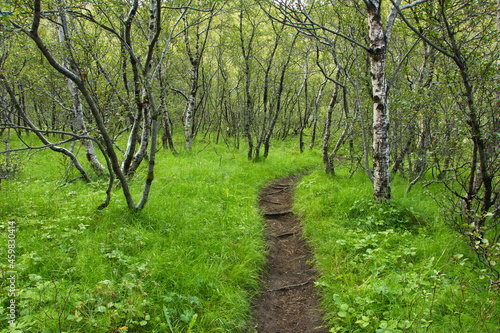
[295,170,499,332]
[2,137,498,332]
[0,138,319,332]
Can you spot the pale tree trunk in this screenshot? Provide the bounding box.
[322,83,341,174]
[184,92,196,152]
[183,44,198,152]
[128,97,151,176]
[183,16,197,152]
[183,51,197,152]
[135,0,162,210]
[366,0,391,200]
[57,4,105,176]
[298,51,310,154]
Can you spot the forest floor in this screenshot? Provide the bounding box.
[252,175,328,332]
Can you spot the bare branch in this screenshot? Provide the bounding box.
[388,0,456,59]
[259,0,371,52]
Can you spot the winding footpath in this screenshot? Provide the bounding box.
[252,175,327,332]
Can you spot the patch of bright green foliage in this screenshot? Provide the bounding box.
[0,139,318,332]
[295,170,499,332]
[2,138,499,332]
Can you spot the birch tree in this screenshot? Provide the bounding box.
[180,4,216,151]
[262,0,414,200]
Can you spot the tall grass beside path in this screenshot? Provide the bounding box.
[295,170,499,332]
[0,140,319,332]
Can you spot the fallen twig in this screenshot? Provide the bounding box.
[267,279,313,292]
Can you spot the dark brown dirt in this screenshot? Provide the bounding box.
[252,175,328,333]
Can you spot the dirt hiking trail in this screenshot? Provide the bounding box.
[252,175,328,333]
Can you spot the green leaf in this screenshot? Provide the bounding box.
[96,305,107,313]
[337,311,347,317]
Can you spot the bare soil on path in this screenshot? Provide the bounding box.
[252,175,328,333]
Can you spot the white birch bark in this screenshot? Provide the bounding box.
[183,15,197,152]
[182,8,212,152]
[366,0,391,200]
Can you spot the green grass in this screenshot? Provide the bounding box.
[295,169,499,332]
[2,137,498,332]
[0,138,320,332]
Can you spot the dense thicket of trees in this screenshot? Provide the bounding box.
[0,0,498,281]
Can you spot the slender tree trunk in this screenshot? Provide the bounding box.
[298,55,309,153]
[121,0,143,175]
[366,1,391,200]
[184,91,197,152]
[239,10,254,160]
[183,20,199,152]
[310,79,327,150]
[323,84,341,174]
